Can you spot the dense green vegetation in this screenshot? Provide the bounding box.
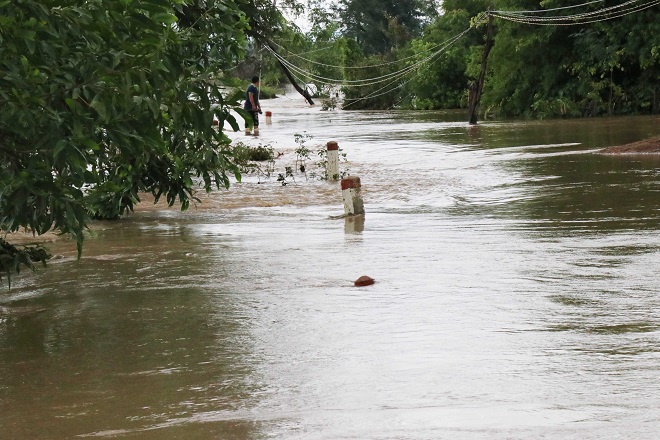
[484,1,660,118]
[270,0,659,117]
[0,0,252,282]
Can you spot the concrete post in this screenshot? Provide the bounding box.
[344,214,365,234]
[326,141,340,181]
[265,111,272,124]
[341,176,364,216]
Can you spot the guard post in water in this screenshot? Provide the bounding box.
[326,141,340,181]
[265,111,272,124]
[341,176,364,216]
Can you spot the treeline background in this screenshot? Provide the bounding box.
[251,0,659,119]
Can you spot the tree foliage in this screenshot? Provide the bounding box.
[335,0,439,55]
[257,0,657,114]
[483,0,660,118]
[296,0,441,109]
[0,0,249,283]
[384,0,659,117]
[405,1,491,109]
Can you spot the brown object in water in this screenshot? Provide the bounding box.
[354,276,375,287]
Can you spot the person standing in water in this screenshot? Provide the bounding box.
[244,76,261,135]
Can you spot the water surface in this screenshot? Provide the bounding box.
[1,99,659,439]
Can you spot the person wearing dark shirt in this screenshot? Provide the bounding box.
[244,76,261,135]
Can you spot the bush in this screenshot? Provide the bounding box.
[232,142,275,175]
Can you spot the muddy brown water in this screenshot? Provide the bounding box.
[1,98,659,439]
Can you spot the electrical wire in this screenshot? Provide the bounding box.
[492,0,659,25]
[275,16,484,69]
[494,0,636,17]
[271,41,426,70]
[341,23,489,108]
[269,13,489,71]
[262,13,488,108]
[498,0,605,14]
[274,43,335,57]
[264,13,488,89]
[265,26,475,88]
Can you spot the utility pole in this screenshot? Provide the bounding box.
[468,14,494,125]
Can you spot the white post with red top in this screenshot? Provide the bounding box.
[326,141,340,181]
[341,176,364,216]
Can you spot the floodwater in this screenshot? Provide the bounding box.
[1,95,659,439]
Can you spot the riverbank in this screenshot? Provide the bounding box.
[600,135,660,154]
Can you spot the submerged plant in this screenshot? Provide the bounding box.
[0,239,51,288]
[232,141,275,181]
[321,97,338,111]
[294,132,313,178]
[277,166,296,186]
[244,133,350,186]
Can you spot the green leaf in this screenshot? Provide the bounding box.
[146,97,160,118]
[53,140,67,161]
[225,113,240,132]
[153,13,178,25]
[90,96,108,120]
[234,107,253,129]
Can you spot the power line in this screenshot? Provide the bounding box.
[269,14,488,71]
[265,24,477,88]
[492,0,659,26]
[499,0,605,15]
[264,12,488,90]
[341,30,481,107]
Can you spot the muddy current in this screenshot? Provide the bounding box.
[1,96,659,439]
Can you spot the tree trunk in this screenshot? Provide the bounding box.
[468,15,495,125]
[265,41,314,105]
